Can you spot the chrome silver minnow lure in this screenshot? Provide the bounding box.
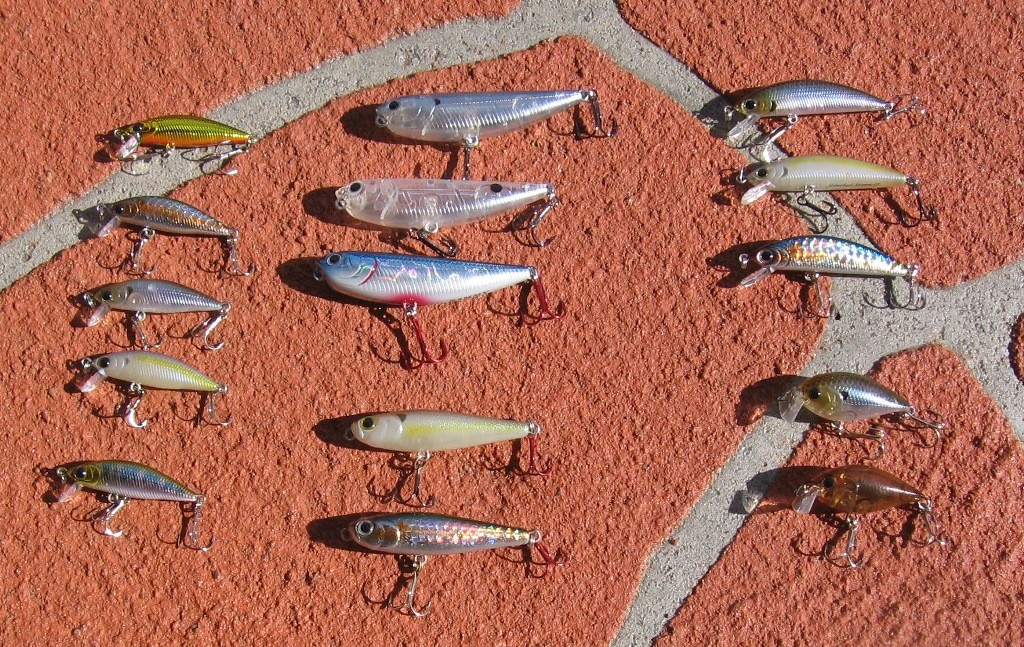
[73,350,230,428]
[738,236,923,318]
[725,80,924,147]
[374,89,616,178]
[313,251,565,367]
[351,410,550,507]
[50,460,212,550]
[736,155,938,229]
[347,512,565,616]
[73,196,254,276]
[778,372,946,455]
[335,179,560,254]
[104,115,254,176]
[77,279,231,350]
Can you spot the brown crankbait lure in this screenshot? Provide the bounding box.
[104,115,253,175]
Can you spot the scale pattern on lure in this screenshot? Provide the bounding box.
[105,115,253,175]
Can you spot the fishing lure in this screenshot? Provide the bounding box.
[738,236,923,318]
[347,512,565,616]
[51,460,212,550]
[104,115,253,175]
[374,89,616,179]
[725,80,923,147]
[793,465,948,567]
[778,372,946,455]
[73,350,230,428]
[74,196,254,276]
[335,179,560,255]
[77,279,231,350]
[313,251,565,367]
[352,411,550,507]
[736,155,938,230]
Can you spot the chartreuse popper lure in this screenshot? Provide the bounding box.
[792,465,948,568]
[347,512,565,617]
[778,372,946,456]
[374,90,616,178]
[351,411,550,507]
[335,179,560,255]
[104,115,253,175]
[52,460,212,550]
[738,236,923,318]
[313,251,565,367]
[73,350,231,428]
[77,279,231,350]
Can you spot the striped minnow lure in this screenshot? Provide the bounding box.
[736,155,938,228]
[375,90,615,179]
[51,460,212,550]
[347,512,565,616]
[738,236,923,317]
[74,196,254,276]
[73,350,230,428]
[77,279,231,350]
[792,466,948,568]
[778,372,946,455]
[351,411,549,507]
[335,179,559,254]
[104,115,253,175]
[725,80,923,147]
[313,251,565,367]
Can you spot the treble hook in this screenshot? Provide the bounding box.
[203,386,232,426]
[823,514,864,568]
[521,424,553,476]
[793,193,837,234]
[127,311,163,349]
[824,422,887,460]
[221,232,255,277]
[122,228,157,275]
[520,270,566,326]
[748,114,798,150]
[866,265,925,312]
[195,143,249,176]
[92,495,129,537]
[879,94,925,123]
[410,228,459,257]
[575,89,618,139]
[402,302,449,366]
[460,134,479,180]
[119,384,150,428]
[898,407,946,447]
[527,194,560,248]
[798,274,838,319]
[915,499,951,547]
[186,306,230,351]
[390,555,432,617]
[181,497,214,551]
[526,531,568,578]
[901,177,938,226]
[394,451,436,508]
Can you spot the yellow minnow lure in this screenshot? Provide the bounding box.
[104,115,253,175]
[351,410,549,507]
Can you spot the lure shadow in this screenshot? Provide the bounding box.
[735,374,811,426]
[1012,317,1024,385]
[307,514,381,553]
[706,240,777,288]
[729,466,828,515]
[70,203,111,242]
[313,415,389,452]
[696,93,743,141]
[341,105,465,179]
[302,188,389,233]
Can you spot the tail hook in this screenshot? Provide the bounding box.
[522,270,566,325]
[222,233,255,277]
[188,307,229,351]
[181,497,214,551]
[528,194,560,247]
[527,531,568,578]
[905,177,938,225]
[522,424,553,476]
[577,89,618,139]
[203,386,232,426]
[880,94,925,123]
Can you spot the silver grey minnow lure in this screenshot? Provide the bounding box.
[736,155,938,229]
[335,179,559,254]
[72,196,254,276]
[347,512,565,617]
[77,279,231,350]
[51,460,212,550]
[725,80,924,147]
[73,350,230,428]
[778,372,946,456]
[313,251,565,367]
[738,236,923,318]
[374,89,616,179]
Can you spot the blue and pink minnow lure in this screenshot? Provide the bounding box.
[313,251,565,367]
[347,512,565,616]
[738,236,923,318]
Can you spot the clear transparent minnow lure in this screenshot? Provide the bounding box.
[374,89,616,179]
[792,465,948,568]
[74,196,254,276]
[313,251,565,367]
[778,372,946,456]
[49,460,212,550]
[725,80,924,148]
[347,512,565,617]
[77,279,231,350]
[736,155,938,230]
[335,179,559,255]
[104,115,254,175]
[73,350,230,428]
[351,411,550,507]
[738,236,923,318]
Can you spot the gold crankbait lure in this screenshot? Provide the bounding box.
[104,115,253,175]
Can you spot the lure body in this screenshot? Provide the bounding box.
[81,279,225,321]
[793,466,927,515]
[57,460,201,503]
[94,197,235,239]
[738,155,910,205]
[77,350,221,392]
[352,411,537,453]
[732,81,888,119]
[107,115,252,160]
[778,372,913,423]
[349,512,534,556]
[739,236,915,287]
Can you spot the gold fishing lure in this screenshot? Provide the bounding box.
[104,115,253,175]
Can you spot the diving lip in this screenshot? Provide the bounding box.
[739,266,773,288]
[107,134,139,160]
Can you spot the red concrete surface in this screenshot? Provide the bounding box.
[658,346,1023,645]
[0,39,825,644]
[618,0,1023,286]
[1,0,517,242]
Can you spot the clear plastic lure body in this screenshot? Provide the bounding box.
[52,460,211,550]
[105,115,253,175]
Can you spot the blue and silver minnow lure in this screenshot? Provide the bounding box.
[738,236,923,318]
[374,90,616,178]
[313,251,565,367]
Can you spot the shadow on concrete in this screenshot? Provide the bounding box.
[735,374,811,426]
[729,465,828,516]
[341,105,465,179]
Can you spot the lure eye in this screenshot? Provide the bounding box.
[755,249,778,266]
[743,99,757,111]
[132,123,144,134]
[113,204,125,214]
[96,357,110,369]
[349,182,362,193]
[490,183,502,193]
[839,390,849,401]
[433,98,441,106]
[359,417,375,430]
[73,467,89,480]
[808,388,821,400]
[755,168,769,179]
[388,100,400,110]
[326,254,341,266]
[356,520,374,535]
[822,476,836,489]
[100,290,114,301]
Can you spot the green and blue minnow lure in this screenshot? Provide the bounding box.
[73,350,230,428]
[52,460,212,550]
[104,115,253,175]
[738,236,923,318]
[348,512,565,617]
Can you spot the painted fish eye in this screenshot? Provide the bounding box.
[433,98,441,106]
[822,475,836,489]
[755,168,769,179]
[113,204,125,214]
[388,100,400,110]
[839,390,849,401]
[73,467,89,480]
[755,249,778,265]
[96,357,110,369]
[743,99,757,111]
[326,254,341,265]
[100,290,114,301]
[808,388,821,400]
[349,182,362,193]
[490,183,502,193]
[132,123,144,134]
[356,520,374,535]
[359,417,375,430]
